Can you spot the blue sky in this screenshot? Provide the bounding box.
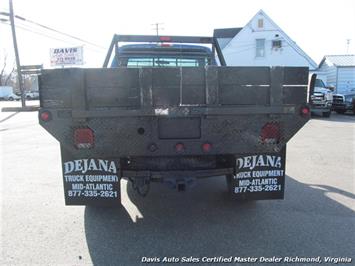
[0,0,354,69]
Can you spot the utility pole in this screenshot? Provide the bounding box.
[151,23,164,36]
[9,0,25,107]
[346,39,351,54]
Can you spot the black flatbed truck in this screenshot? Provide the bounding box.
[38,34,311,205]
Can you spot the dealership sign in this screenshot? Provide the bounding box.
[50,46,84,66]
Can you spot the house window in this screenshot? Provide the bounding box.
[258,19,264,28]
[256,39,265,57]
[272,40,282,49]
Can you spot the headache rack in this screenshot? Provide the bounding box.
[103,34,227,67]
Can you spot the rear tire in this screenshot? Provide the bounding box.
[8,97,14,101]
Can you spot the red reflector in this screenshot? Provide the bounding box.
[260,122,280,144]
[175,143,185,152]
[202,143,212,152]
[159,43,172,47]
[74,128,94,149]
[301,106,310,116]
[40,111,51,122]
[159,36,171,41]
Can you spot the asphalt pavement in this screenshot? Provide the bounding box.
[1,102,354,265]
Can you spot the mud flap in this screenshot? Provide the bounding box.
[60,146,121,206]
[229,146,286,200]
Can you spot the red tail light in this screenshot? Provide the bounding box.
[202,143,212,152]
[159,43,172,47]
[74,128,94,149]
[159,36,171,41]
[260,122,280,144]
[39,111,51,122]
[175,143,185,152]
[300,106,310,117]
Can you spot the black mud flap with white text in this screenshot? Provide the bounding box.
[230,146,286,200]
[60,146,121,206]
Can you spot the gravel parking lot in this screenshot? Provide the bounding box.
[1,102,354,265]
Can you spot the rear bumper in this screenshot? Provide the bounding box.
[122,168,234,179]
[40,110,308,157]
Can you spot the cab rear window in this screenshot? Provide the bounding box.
[123,57,208,67]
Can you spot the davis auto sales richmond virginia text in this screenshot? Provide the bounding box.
[141,256,352,264]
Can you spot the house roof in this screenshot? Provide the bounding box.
[220,9,318,70]
[319,55,355,67]
[213,28,242,38]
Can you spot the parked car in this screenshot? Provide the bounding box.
[5,93,21,101]
[332,92,355,114]
[25,91,39,100]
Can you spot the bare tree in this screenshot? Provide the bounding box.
[0,53,15,86]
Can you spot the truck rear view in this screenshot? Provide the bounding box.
[38,35,311,205]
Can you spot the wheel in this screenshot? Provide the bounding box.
[8,97,14,101]
[336,110,346,114]
[322,111,331,117]
[26,96,31,100]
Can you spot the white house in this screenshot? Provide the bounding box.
[318,55,355,94]
[214,10,317,70]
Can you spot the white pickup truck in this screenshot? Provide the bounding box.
[310,78,333,117]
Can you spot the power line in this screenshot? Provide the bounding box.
[0,11,106,50]
[14,20,105,54]
[1,21,76,45]
[0,21,105,54]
